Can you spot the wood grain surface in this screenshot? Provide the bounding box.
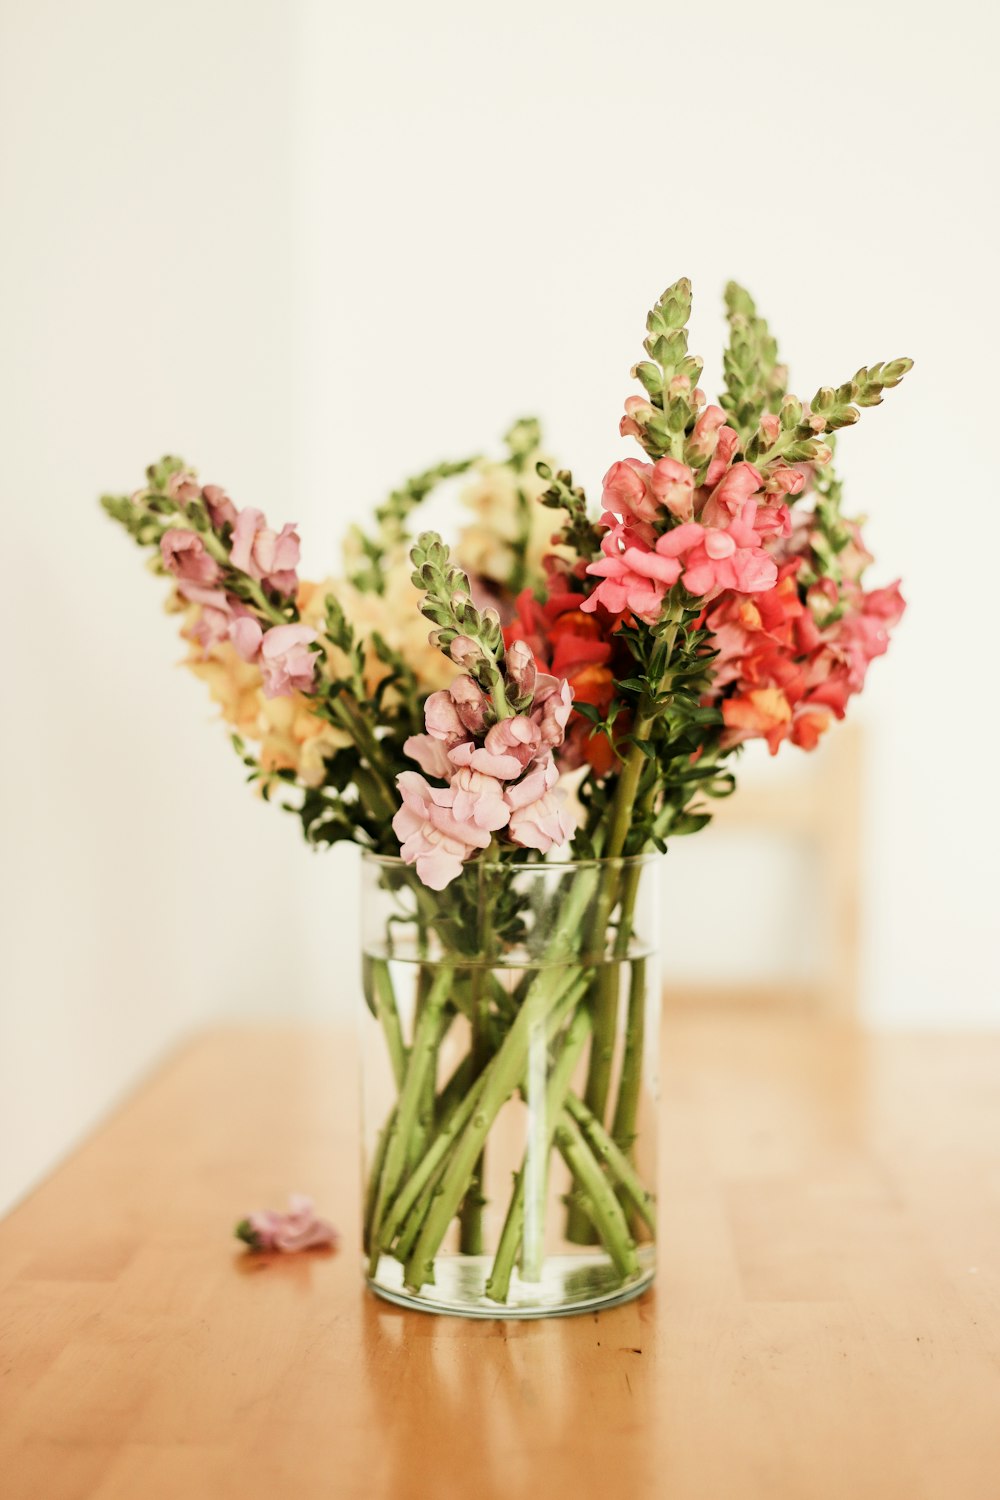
[2,1015,999,1500]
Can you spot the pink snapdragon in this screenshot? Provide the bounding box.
[231,619,318,697]
[394,650,576,887]
[393,770,495,889]
[160,528,221,586]
[505,759,576,852]
[240,1194,338,1253]
[602,455,696,530]
[177,581,245,649]
[230,508,302,596]
[202,484,238,529]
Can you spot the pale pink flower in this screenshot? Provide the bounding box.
[202,484,238,529]
[449,676,490,734]
[402,733,454,780]
[230,616,264,662]
[231,619,318,698]
[532,675,574,748]
[178,581,242,649]
[424,688,468,746]
[258,624,318,697]
[504,638,537,701]
[449,767,511,833]
[505,758,575,853]
[448,635,482,669]
[393,770,492,889]
[230,508,301,596]
[482,712,544,770]
[166,470,201,505]
[245,1194,338,1253]
[160,528,221,586]
[447,739,524,781]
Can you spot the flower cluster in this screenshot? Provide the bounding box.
[703,522,906,754]
[504,578,627,775]
[102,275,911,882]
[393,648,576,889]
[582,441,798,625]
[143,466,321,701]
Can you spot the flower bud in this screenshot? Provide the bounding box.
[449,634,482,668]
[450,675,490,734]
[504,639,536,702]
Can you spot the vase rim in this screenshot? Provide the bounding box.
[360,849,661,872]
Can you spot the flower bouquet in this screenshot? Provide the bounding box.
[103,278,909,1316]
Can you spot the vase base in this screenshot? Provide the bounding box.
[366,1247,655,1319]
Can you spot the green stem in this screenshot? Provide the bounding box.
[402,871,601,1292]
[486,1004,592,1302]
[459,875,497,1254]
[609,956,647,1161]
[366,965,452,1268]
[566,1092,657,1236]
[553,1113,639,1280]
[363,955,407,1091]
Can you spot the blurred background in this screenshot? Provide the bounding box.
[2,0,997,1215]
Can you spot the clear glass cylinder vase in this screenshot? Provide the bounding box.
[359,851,660,1318]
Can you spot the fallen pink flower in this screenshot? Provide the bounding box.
[236,1194,338,1253]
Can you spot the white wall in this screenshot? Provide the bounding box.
[0,0,313,1214]
[294,0,1000,1028]
[2,0,998,1213]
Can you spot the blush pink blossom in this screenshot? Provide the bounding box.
[449,767,511,833]
[393,770,492,888]
[447,738,524,781]
[532,676,574,748]
[202,484,238,529]
[230,508,301,596]
[243,1194,338,1253]
[424,689,469,745]
[504,758,575,853]
[177,581,244,649]
[481,713,544,771]
[449,676,490,734]
[231,619,318,698]
[258,624,318,697]
[160,528,221,586]
[401,733,454,780]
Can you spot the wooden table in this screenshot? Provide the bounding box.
[2,1016,999,1500]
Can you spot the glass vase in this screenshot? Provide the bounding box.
[360,851,660,1318]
